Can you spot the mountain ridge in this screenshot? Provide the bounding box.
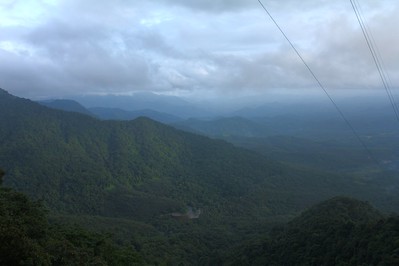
[2,88,399,264]
[89,107,181,123]
[0,88,280,217]
[0,88,377,218]
[38,99,94,117]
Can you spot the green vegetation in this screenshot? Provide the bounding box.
[175,116,399,174]
[1,88,399,264]
[0,170,142,265]
[227,197,399,265]
[1,88,374,219]
[38,99,95,117]
[3,170,399,265]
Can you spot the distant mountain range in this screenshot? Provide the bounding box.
[37,92,399,138]
[35,91,399,177]
[174,110,399,140]
[71,92,211,118]
[1,87,398,213]
[38,99,94,117]
[38,98,182,124]
[173,116,267,137]
[0,88,316,217]
[2,87,399,263]
[88,107,182,123]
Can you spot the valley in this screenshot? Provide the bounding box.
[1,88,399,264]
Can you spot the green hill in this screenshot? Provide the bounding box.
[227,197,399,265]
[1,89,277,217]
[173,116,266,137]
[0,88,355,217]
[1,88,399,264]
[38,99,94,117]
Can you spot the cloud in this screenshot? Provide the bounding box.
[0,0,398,100]
[151,0,257,12]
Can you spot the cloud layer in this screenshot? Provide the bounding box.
[0,0,398,99]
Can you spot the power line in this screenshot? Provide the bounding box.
[350,0,399,121]
[256,0,379,165]
[351,0,399,118]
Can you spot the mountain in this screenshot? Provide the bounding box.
[38,99,94,117]
[89,107,181,123]
[232,101,337,118]
[1,88,331,218]
[173,116,267,137]
[72,92,210,118]
[176,113,399,142]
[2,87,399,217]
[173,115,350,140]
[1,88,399,264]
[227,197,399,265]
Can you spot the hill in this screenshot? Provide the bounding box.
[227,197,399,265]
[1,88,272,216]
[72,92,210,118]
[176,113,399,141]
[173,116,266,137]
[89,107,181,123]
[0,88,352,217]
[175,114,399,174]
[1,88,399,263]
[38,99,94,117]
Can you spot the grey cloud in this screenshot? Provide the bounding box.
[151,0,257,12]
[304,5,399,90]
[0,22,154,96]
[0,49,70,98]
[0,0,398,100]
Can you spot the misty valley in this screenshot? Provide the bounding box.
[1,88,399,265]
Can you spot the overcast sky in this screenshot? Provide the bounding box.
[0,0,398,100]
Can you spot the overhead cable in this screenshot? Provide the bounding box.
[350,0,399,121]
[257,0,379,165]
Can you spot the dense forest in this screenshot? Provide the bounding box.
[1,88,399,264]
[226,197,399,265]
[2,169,399,265]
[0,170,142,265]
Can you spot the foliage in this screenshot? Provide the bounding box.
[1,88,399,264]
[227,197,399,265]
[0,187,50,265]
[0,170,142,265]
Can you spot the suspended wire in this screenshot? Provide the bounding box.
[360,0,399,116]
[350,0,399,121]
[256,0,379,164]
[352,0,398,110]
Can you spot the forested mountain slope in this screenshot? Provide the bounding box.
[0,90,324,212]
[1,88,399,217]
[1,88,279,217]
[227,197,399,265]
[2,88,399,264]
[0,169,142,265]
[38,99,94,117]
